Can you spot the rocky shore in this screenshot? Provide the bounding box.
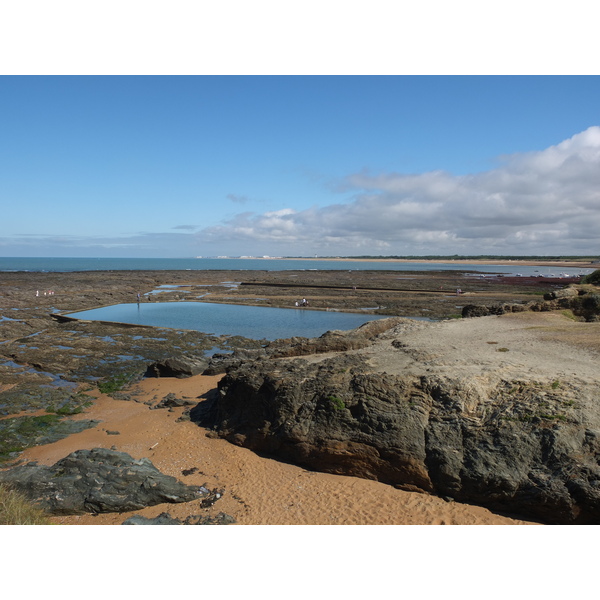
[1,267,599,524]
[201,313,600,524]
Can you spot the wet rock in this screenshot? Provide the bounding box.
[0,414,99,464]
[0,448,204,515]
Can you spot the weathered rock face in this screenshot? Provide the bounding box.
[0,448,204,515]
[201,354,600,524]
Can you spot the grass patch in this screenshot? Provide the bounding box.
[539,413,567,422]
[0,483,51,525]
[497,347,510,352]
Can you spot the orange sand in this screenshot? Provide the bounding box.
[16,374,536,525]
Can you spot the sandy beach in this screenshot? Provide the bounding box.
[18,371,537,526]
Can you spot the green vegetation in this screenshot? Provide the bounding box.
[0,483,51,525]
[0,414,60,461]
[0,413,98,463]
[97,372,136,395]
[539,413,568,422]
[580,269,600,285]
[581,293,600,312]
[327,395,346,411]
[47,393,93,416]
[560,309,579,321]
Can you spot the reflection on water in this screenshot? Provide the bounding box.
[66,302,396,341]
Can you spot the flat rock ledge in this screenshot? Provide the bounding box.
[0,448,204,515]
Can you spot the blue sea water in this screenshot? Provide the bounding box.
[0,256,594,276]
[66,301,396,341]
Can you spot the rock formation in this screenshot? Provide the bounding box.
[0,448,205,515]
[197,317,600,524]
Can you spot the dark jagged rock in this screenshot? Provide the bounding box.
[122,511,236,525]
[146,356,209,378]
[0,448,205,515]
[202,353,600,524]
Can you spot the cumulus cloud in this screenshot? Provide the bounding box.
[200,127,600,255]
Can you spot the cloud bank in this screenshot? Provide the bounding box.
[200,127,600,255]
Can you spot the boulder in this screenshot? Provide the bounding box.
[0,448,205,515]
[461,304,490,318]
[543,287,579,300]
[146,355,208,378]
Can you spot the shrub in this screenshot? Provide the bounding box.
[580,269,600,286]
[0,484,52,525]
[581,293,600,312]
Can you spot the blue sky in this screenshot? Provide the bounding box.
[1,75,599,258]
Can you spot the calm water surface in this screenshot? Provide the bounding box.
[67,302,397,340]
[0,257,593,276]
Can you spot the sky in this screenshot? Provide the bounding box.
[1,75,599,258]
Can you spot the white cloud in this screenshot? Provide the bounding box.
[200,127,600,255]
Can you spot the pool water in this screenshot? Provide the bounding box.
[66,301,396,341]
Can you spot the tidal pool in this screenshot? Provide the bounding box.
[66,302,395,340]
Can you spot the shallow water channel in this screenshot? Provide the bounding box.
[66,302,394,341]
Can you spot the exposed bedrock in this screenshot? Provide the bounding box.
[200,352,600,525]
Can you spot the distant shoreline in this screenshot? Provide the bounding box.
[268,257,598,269]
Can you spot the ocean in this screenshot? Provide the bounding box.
[0,256,593,276]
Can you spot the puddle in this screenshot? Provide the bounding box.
[0,316,24,323]
[0,360,78,389]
